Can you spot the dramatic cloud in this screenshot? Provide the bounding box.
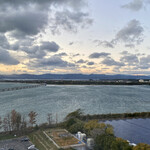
[89,52,110,59]
[40,41,60,52]
[0,11,48,37]
[0,34,10,49]
[0,49,19,65]
[23,46,46,59]
[101,57,125,67]
[122,0,143,11]
[119,51,150,69]
[121,54,139,65]
[115,19,144,46]
[18,41,60,59]
[0,0,93,70]
[29,56,75,68]
[0,0,86,11]
[97,20,144,48]
[50,10,92,34]
[0,0,92,38]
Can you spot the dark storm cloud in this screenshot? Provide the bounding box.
[0,49,19,65]
[101,58,125,67]
[89,52,110,59]
[122,0,143,11]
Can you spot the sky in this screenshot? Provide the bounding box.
[0,0,150,75]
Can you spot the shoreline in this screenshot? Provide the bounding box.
[1,80,150,85]
[79,112,150,121]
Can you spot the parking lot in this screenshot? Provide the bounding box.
[0,137,32,150]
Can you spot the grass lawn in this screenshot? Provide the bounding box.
[0,134,16,141]
[28,130,58,150]
[45,129,80,147]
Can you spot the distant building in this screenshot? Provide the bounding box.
[139,79,144,83]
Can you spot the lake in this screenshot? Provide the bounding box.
[0,83,150,144]
[0,83,150,122]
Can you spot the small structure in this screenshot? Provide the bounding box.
[87,138,94,149]
[28,145,35,150]
[127,140,136,147]
[139,79,144,83]
[44,129,85,149]
[76,132,86,141]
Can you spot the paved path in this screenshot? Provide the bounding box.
[0,137,32,150]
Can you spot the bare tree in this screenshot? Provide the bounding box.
[3,117,8,132]
[47,113,52,126]
[10,110,22,131]
[3,114,11,132]
[11,109,17,130]
[28,111,38,127]
[16,112,21,131]
[21,115,27,131]
[0,116,2,129]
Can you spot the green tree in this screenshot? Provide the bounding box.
[133,143,150,150]
[94,133,116,150]
[68,121,85,134]
[111,138,133,150]
[84,120,114,136]
[65,109,83,120]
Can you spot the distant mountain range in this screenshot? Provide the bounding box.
[0,74,150,80]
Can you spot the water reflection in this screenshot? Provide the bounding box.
[102,118,150,144]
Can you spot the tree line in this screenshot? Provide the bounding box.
[79,111,150,121]
[0,110,54,135]
[1,109,150,150]
[63,109,150,150]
